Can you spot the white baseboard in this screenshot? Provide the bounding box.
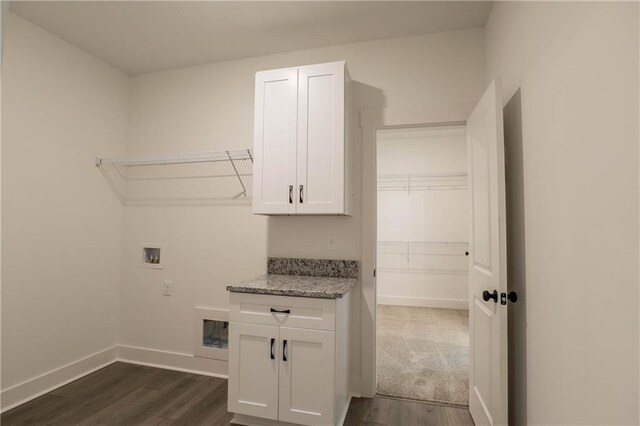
[337,394,354,426]
[1,345,118,412]
[118,345,228,379]
[377,295,468,310]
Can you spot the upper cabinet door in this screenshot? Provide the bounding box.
[253,67,298,214]
[296,62,346,215]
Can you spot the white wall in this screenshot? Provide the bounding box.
[120,28,486,380]
[376,126,469,309]
[486,2,639,424]
[1,11,129,403]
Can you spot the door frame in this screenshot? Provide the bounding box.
[359,102,476,397]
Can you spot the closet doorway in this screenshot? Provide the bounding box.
[376,124,470,407]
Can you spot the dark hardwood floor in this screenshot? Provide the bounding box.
[343,395,473,426]
[2,362,473,426]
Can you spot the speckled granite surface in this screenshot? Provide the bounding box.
[227,257,358,299]
[226,273,356,299]
[267,257,358,278]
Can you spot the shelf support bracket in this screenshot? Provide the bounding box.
[227,150,247,196]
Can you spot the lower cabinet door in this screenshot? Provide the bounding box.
[228,322,279,420]
[278,327,335,425]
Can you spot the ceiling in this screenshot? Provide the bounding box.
[10,1,493,75]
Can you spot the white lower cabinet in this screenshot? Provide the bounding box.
[228,322,279,420]
[278,327,335,425]
[228,293,350,426]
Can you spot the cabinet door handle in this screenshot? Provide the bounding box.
[270,308,291,315]
[270,338,275,360]
[289,185,293,204]
[283,339,288,362]
[299,185,304,203]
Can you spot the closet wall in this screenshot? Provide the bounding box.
[377,126,468,309]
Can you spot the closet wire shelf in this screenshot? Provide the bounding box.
[377,172,467,193]
[96,149,253,205]
[377,240,469,275]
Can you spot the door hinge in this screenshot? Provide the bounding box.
[373,268,376,278]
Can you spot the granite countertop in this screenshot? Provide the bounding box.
[226,257,359,299]
[226,273,356,299]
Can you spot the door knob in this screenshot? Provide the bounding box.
[482,290,498,303]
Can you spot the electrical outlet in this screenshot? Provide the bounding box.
[327,234,337,251]
[163,281,172,296]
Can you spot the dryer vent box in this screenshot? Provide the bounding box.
[194,307,229,361]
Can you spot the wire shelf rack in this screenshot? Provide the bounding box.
[96,149,253,205]
[377,172,467,193]
[377,240,469,275]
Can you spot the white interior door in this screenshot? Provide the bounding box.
[228,322,279,420]
[467,79,508,426]
[296,61,345,214]
[253,67,298,214]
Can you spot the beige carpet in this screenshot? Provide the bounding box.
[376,305,469,407]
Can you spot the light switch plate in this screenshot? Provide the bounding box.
[163,281,172,296]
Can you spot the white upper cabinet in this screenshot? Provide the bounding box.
[253,61,352,215]
[296,62,346,214]
[253,67,299,214]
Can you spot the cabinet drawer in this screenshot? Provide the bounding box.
[229,293,335,331]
